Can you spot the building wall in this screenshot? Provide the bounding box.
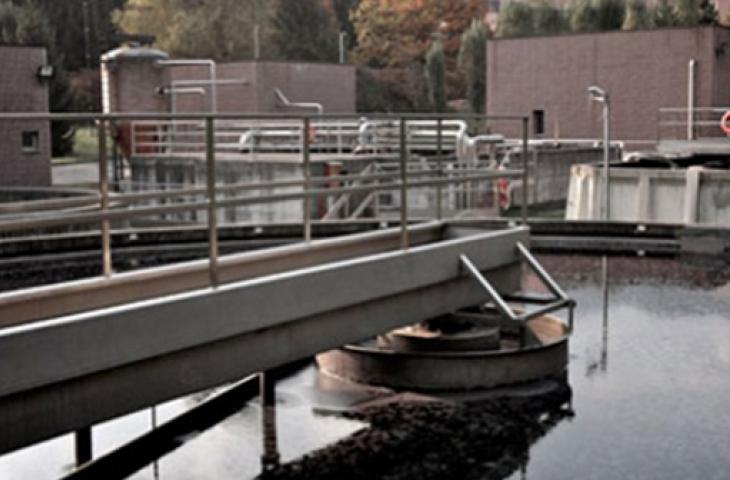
[0,46,51,186]
[169,61,355,114]
[486,26,729,143]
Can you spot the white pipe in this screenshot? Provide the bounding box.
[254,25,261,60]
[339,32,347,64]
[274,88,323,114]
[158,59,217,113]
[687,58,696,141]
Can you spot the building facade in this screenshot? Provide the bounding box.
[0,46,51,186]
[486,26,730,144]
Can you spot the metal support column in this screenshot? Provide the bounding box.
[97,120,112,277]
[303,117,312,242]
[436,118,443,220]
[399,118,409,249]
[205,117,219,287]
[260,371,280,475]
[521,116,529,225]
[74,426,92,467]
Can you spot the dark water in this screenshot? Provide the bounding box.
[1,256,729,479]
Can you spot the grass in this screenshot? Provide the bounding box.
[52,127,100,165]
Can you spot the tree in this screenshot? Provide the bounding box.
[650,0,679,27]
[425,38,445,112]
[458,19,487,113]
[698,0,718,24]
[331,0,359,50]
[675,0,700,25]
[596,0,626,30]
[271,0,339,62]
[623,0,650,29]
[533,1,569,35]
[569,0,600,32]
[352,0,483,69]
[115,0,276,61]
[497,1,535,37]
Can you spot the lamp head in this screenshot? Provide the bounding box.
[588,85,608,103]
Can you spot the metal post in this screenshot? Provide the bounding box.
[603,101,611,221]
[436,117,443,220]
[687,59,696,141]
[303,117,312,242]
[205,117,219,287]
[399,118,409,249]
[339,32,347,64]
[521,116,529,225]
[254,24,261,60]
[260,371,280,474]
[75,426,93,467]
[98,120,112,277]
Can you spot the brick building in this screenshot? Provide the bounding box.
[0,46,51,186]
[101,46,356,115]
[486,26,730,144]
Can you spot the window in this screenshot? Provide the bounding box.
[21,131,40,153]
[532,110,545,137]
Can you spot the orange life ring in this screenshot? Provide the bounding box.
[721,110,730,136]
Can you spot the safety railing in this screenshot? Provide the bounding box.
[0,111,531,286]
[657,106,730,141]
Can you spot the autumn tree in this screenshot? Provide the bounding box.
[497,1,535,37]
[458,19,487,113]
[569,0,600,32]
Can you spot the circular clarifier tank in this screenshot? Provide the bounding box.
[316,307,570,391]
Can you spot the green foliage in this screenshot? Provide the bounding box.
[676,0,701,25]
[698,0,718,24]
[533,1,569,35]
[570,0,600,32]
[650,0,679,27]
[497,1,536,37]
[0,1,18,43]
[458,19,487,114]
[596,0,626,30]
[623,0,649,29]
[115,0,276,61]
[271,0,339,62]
[425,39,446,113]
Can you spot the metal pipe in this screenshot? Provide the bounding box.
[254,24,261,60]
[158,59,217,113]
[98,120,112,277]
[259,371,280,473]
[604,99,611,221]
[399,118,409,249]
[436,118,443,220]
[303,117,312,242]
[205,117,219,287]
[687,58,696,141]
[459,254,517,322]
[274,88,323,115]
[521,116,529,225]
[339,32,347,64]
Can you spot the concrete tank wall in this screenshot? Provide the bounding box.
[566,164,730,226]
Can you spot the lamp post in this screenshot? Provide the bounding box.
[588,85,611,221]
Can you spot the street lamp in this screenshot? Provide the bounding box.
[588,85,611,221]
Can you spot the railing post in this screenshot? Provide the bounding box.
[436,117,443,220]
[399,117,409,249]
[74,426,93,467]
[521,116,529,225]
[260,371,280,474]
[205,116,219,287]
[98,119,112,277]
[303,117,312,242]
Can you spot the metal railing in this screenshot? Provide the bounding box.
[0,111,531,287]
[657,106,730,141]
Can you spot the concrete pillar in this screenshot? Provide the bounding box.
[683,167,701,224]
